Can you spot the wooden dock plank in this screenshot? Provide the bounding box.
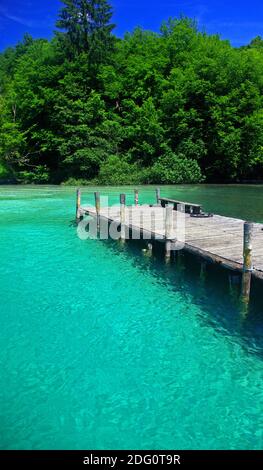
[80,204,263,278]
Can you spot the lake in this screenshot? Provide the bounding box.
[0,184,263,449]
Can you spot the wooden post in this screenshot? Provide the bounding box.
[165,206,173,260]
[134,189,139,207]
[200,261,206,281]
[176,249,184,272]
[241,221,253,306]
[142,242,153,257]
[147,242,153,255]
[94,191,100,232]
[156,187,160,205]
[120,193,126,241]
[76,188,81,221]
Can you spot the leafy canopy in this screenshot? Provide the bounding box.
[1,2,263,184]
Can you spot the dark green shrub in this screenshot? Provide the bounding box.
[148,152,204,184]
[96,155,144,185]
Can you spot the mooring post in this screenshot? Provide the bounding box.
[94,191,100,232]
[120,193,126,241]
[134,189,139,207]
[165,206,173,260]
[156,187,161,205]
[76,188,81,221]
[241,221,253,305]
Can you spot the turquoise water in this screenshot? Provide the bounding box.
[0,185,263,450]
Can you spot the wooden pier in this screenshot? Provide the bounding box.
[76,189,263,303]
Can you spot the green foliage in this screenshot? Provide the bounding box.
[62,177,91,185]
[1,3,263,184]
[97,155,144,185]
[56,0,115,64]
[248,36,263,50]
[18,165,50,184]
[0,163,9,178]
[149,152,204,184]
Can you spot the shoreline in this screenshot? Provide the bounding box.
[1,180,263,186]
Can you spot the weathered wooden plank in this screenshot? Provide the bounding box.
[80,203,263,278]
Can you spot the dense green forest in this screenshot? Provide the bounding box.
[1,0,263,184]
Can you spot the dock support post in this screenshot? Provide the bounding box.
[94,191,100,234]
[76,188,82,221]
[241,221,253,306]
[142,242,153,257]
[200,261,207,283]
[134,189,139,207]
[147,243,153,255]
[120,193,126,241]
[175,250,184,272]
[156,188,160,205]
[165,206,173,260]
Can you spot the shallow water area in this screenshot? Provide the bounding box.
[0,184,262,450]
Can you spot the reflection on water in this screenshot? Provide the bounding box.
[103,237,263,360]
[0,184,263,450]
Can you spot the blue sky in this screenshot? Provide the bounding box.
[0,0,263,51]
